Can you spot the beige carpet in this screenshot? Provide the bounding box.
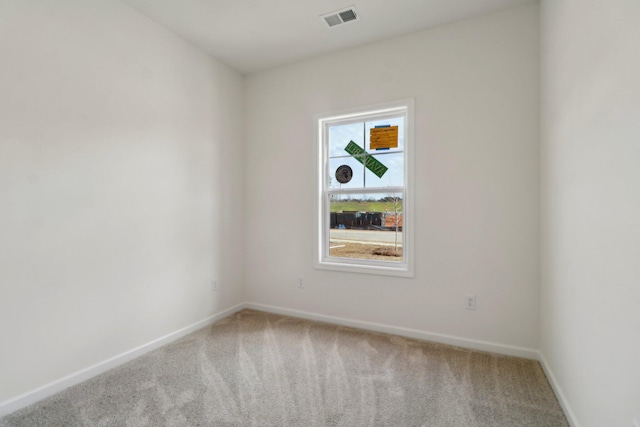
[0,309,568,426]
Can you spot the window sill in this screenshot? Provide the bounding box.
[315,258,414,278]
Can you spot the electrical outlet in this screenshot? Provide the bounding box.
[465,294,476,310]
[212,280,219,292]
[298,277,304,289]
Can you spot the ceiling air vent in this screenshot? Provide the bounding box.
[320,5,360,28]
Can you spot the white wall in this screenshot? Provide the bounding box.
[0,0,244,404]
[244,4,540,352]
[540,1,640,426]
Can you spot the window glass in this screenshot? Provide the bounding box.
[328,193,403,262]
[329,123,364,157]
[364,152,404,188]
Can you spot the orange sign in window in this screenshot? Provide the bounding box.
[370,126,399,150]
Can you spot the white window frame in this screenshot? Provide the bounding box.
[314,99,415,277]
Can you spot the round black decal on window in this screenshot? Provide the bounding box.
[335,165,353,184]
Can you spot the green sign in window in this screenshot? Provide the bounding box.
[344,140,388,178]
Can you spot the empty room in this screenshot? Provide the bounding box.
[1,0,638,426]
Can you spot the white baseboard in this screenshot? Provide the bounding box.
[244,302,539,360]
[0,303,245,418]
[538,352,580,427]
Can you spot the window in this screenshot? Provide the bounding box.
[315,100,414,276]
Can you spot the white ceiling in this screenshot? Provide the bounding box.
[119,0,533,74]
